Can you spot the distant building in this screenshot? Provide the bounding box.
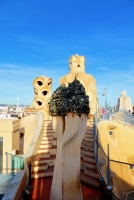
[16,107,23,112]
[23,107,35,116]
[117,91,132,112]
[0,106,9,111]
[0,118,20,173]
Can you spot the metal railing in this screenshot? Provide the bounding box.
[5,152,24,174]
[100,107,134,126]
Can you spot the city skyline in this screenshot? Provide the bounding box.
[0,1,134,107]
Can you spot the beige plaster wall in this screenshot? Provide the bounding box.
[0,119,20,172]
[12,129,20,151]
[97,120,134,198]
[0,119,20,132]
[20,113,38,154]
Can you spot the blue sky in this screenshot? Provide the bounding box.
[0,0,134,107]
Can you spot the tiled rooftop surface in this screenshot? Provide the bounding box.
[30,177,104,200]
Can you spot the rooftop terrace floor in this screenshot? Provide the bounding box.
[30,177,104,200]
[0,173,14,200]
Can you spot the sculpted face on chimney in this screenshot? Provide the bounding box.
[69,54,85,73]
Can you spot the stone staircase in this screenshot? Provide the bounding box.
[80,120,100,188]
[31,120,57,178]
[31,119,100,189]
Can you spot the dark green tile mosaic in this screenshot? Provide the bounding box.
[49,77,90,117]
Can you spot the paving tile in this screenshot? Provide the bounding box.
[30,176,104,200]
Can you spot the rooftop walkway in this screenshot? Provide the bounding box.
[30,176,104,200]
[0,173,13,200]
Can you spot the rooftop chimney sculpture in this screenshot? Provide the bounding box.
[49,78,89,200]
[118,91,132,112]
[60,54,99,115]
[32,76,52,120]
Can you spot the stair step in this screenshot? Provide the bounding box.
[83,138,94,143]
[43,133,54,137]
[42,136,54,140]
[81,159,96,170]
[87,121,94,126]
[84,167,99,179]
[44,121,53,126]
[40,144,53,148]
[83,145,94,151]
[80,170,100,188]
[44,124,52,128]
[41,140,53,144]
[82,141,94,147]
[87,124,94,130]
[85,130,94,134]
[34,159,55,166]
[81,150,94,158]
[86,127,94,131]
[33,163,48,171]
[44,126,53,130]
[39,145,57,150]
[34,155,56,166]
[81,147,94,152]
[84,134,94,138]
[44,121,52,124]
[38,146,57,154]
[32,166,54,174]
[83,155,95,163]
[44,120,52,123]
[44,130,54,135]
[83,137,94,142]
[85,133,94,137]
[87,121,94,124]
[84,137,94,142]
[43,130,54,133]
[33,162,48,167]
[41,139,57,146]
[37,154,56,160]
[37,152,50,159]
[32,166,54,178]
[35,155,56,162]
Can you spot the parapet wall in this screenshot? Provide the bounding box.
[23,112,44,175]
[20,113,39,154]
[97,120,134,199]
